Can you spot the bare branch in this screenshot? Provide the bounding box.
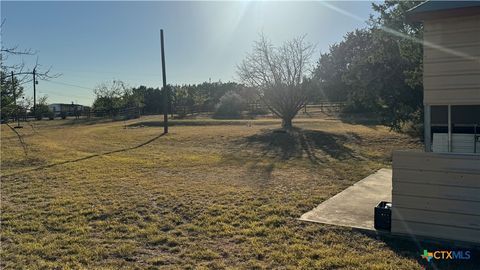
[237,33,316,128]
[1,20,59,83]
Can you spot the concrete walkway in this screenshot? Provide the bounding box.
[300,168,392,231]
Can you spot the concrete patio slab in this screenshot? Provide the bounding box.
[300,168,392,231]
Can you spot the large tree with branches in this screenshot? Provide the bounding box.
[237,34,315,129]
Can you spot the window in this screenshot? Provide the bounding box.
[451,105,480,154]
[430,105,480,154]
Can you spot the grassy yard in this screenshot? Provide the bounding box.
[0,116,476,269]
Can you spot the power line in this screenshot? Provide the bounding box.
[44,80,95,91]
[9,68,164,105]
[33,80,95,101]
[14,70,174,104]
[38,89,91,100]
[56,67,160,78]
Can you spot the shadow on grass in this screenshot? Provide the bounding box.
[56,117,124,126]
[241,128,358,164]
[360,231,480,270]
[2,133,166,177]
[128,119,279,127]
[5,123,29,157]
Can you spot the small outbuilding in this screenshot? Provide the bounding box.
[48,103,89,118]
[391,1,480,244]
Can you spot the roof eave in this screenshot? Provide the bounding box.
[407,6,480,22]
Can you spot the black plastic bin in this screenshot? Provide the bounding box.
[374,201,391,231]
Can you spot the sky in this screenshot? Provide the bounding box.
[1,1,374,105]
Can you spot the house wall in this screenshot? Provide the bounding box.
[391,151,480,244]
[423,14,480,105]
[48,104,61,112]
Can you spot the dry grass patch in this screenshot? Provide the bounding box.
[1,116,476,269]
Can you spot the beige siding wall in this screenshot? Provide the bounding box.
[423,15,480,105]
[391,151,480,244]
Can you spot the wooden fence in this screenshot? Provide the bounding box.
[173,102,347,117]
[302,102,346,113]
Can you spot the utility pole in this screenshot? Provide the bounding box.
[11,71,16,122]
[11,71,21,128]
[33,68,37,116]
[160,29,168,134]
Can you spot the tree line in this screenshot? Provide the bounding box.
[90,80,264,118]
[313,1,424,130]
[90,1,424,130]
[3,0,425,132]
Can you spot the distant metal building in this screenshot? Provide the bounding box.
[48,103,90,117]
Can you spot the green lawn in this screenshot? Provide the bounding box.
[1,116,476,269]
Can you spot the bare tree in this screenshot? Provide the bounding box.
[237,34,315,128]
[1,19,59,84]
[93,80,129,99]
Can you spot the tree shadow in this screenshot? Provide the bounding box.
[2,133,166,178]
[127,119,277,127]
[57,117,121,126]
[240,128,358,164]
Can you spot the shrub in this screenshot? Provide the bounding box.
[47,110,55,120]
[214,92,245,118]
[35,104,52,120]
